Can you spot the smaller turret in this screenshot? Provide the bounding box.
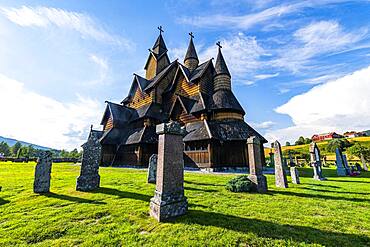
[184,32,199,72]
[214,41,231,91]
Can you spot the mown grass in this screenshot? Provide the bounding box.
[0,162,369,246]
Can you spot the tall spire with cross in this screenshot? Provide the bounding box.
[152,26,168,56]
[214,41,230,77]
[214,41,231,91]
[184,32,199,71]
[144,26,170,79]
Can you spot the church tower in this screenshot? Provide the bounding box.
[144,26,170,80]
[213,42,231,91]
[184,32,199,72]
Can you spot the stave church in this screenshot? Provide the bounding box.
[90,27,267,170]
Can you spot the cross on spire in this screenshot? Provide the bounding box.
[216,41,222,49]
[189,32,194,39]
[158,26,164,34]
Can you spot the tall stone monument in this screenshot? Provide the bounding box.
[290,167,300,184]
[247,136,268,192]
[147,154,158,184]
[269,143,274,167]
[335,148,347,176]
[149,122,188,222]
[309,142,325,180]
[274,141,288,188]
[34,151,52,193]
[360,154,368,171]
[342,154,351,175]
[76,129,102,191]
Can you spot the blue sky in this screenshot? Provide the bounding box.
[0,0,370,149]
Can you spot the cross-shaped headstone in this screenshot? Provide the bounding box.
[189,32,194,39]
[158,26,164,34]
[216,41,222,49]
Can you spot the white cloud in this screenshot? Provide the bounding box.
[89,54,109,85]
[200,33,265,81]
[254,72,279,80]
[272,20,367,72]
[178,1,349,30]
[265,65,370,143]
[0,74,103,150]
[1,6,132,49]
[250,121,275,130]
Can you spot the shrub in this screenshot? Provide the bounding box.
[225,175,254,192]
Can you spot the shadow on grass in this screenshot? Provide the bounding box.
[90,187,151,202]
[327,179,370,184]
[185,186,218,193]
[268,190,370,203]
[303,187,369,195]
[43,192,106,205]
[0,197,10,205]
[177,210,369,246]
[305,183,341,189]
[185,180,224,187]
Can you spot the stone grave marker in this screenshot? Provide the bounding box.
[34,151,52,193]
[147,154,158,184]
[274,141,288,188]
[335,148,347,176]
[149,121,188,222]
[309,142,326,180]
[247,136,268,192]
[290,167,300,184]
[342,155,351,175]
[76,130,102,191]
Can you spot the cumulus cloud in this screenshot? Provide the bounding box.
[250,121,275,130]
[271,20,367,72]
[265,65,370,143]
[0,74,103,150]
[1,6,133,49]
[200,33,265,81]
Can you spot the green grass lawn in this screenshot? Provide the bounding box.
[0,162,369,247]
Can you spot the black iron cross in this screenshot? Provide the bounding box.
[216,41,222,49]
[158,26,164,34]
[189,32,194,38]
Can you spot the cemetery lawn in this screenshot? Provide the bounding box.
[0,163,370,247]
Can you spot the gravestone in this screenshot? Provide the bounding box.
[360,154,368,171]
[147,154,158,184]
[309,142,326,180]
[149,122,188,222]
[342,155,351,175]
[295,156,299,166]
[335,148,347,176]
[34,151,52,193]
[355,163,362,171]
[290,167,300,184]
[288,152,295,166]
[274,141,288,188]
[247,136,268,192]
[76,130,102,191]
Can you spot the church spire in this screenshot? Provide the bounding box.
[214,41,231,91]
[214,42,231,77]
[152,26,168,56]
[144,26,170,79]
[184,32,199,71]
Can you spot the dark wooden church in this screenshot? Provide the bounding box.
[93,28,267,169]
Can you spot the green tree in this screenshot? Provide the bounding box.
[12,141,22,157]
[326,138,352,153]
[304,138,312,144]
[285,142,291,146]
[347,142,370,162]
[0,141,11,157]
[295,136,306,145]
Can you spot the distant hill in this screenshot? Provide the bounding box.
[0,136,52,150]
